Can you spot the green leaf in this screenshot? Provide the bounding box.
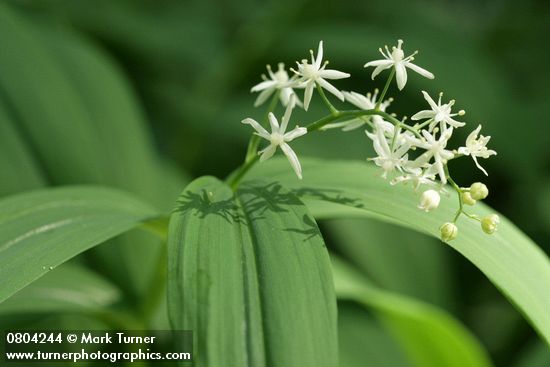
[0,100,45,196]
[333,256,493,367]
[0,6,189,299]
[0,186,159,303]
[0,4,105,184]
[325,218,452,308]
[514,342,550,367]
[168,176,337,367]
[248,158,550,346]
[0,263,121,314]
[338,301,412,367]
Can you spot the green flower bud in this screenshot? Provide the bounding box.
[470,182,488,201]
[481,214,500,234]
[461,192,476,206]
[440,222,458,242]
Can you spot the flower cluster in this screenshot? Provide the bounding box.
[241,39,499,241]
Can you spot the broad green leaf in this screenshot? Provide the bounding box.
[0,186,159,303]
[38,27,180,210]
[0,5,186,299]
[325,218,452,309]
[168,176,337,367]
[333,256,493,367]
[338,302,412,367]
[248,158,550,346]
[0,100,45,196]
[0,4,105,184]
[35,25,187,299]
[514,342,550,367]
[0,263,120,314]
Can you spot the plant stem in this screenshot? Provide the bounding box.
[307,109,421,138]
[228,154,260,191]
[445,165,481,223]
[227,108,423,190]
[375,68,395,110]
[447,175,463,223]
[316,83,339,115]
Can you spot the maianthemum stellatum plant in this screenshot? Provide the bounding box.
[1,30,550,367]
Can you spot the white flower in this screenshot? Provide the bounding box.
[292,41,350,111]
[321,90,393,131]
[457,125,497,176]
[411,91,465,131]
[366,122,413,178]
[251,63,303,107]
[410,128,455,184]
[364,39,434,90]
[390,169,437,190]
[241,97,307,179]
[418,189,441,212]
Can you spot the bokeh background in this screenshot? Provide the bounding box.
[1,0,549,366]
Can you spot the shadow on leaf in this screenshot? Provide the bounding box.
[291,187,365,209]
[238,181,303,221]
[174,189,243,223]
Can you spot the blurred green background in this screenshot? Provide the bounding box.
[0,0,549,366]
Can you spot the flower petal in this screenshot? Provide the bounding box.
[370,62,393,80]
[319,69,350,80]
[254,88,275,107]
[259,144,277,162]
[342,118,367,131]
[303,81,315,111]
[242,118,270,139]
[472,155,489,176]
[343,91,374,110]
[406,62,435,79]
[251,80,276,92]
[317,78,344,101]
[411,110,435,121]
[364,59,393,68]
[446,117,466,128]
[434,156,447,184]
[268,112,279,132]
[280,143,303,179]
[315,41,324,69]
[280,95,295,133]
[395,62,407,90]
[284,126,307,141]
[421,91,438,111]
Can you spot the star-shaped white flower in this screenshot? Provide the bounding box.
[292,41,350,111]
[411,129,455,184]
[241,97,307,179]
[364,39,434,90]
[251,63,303,108]
[321,90,393,131]
[366,122,413,178]
[411,91,465,131]
[457,124,497,175]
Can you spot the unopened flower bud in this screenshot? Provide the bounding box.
[418,190,440,212]
[470,182,488,200]
[440,222,458,241]
[461,192,476,206]
[481,214,500,234]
